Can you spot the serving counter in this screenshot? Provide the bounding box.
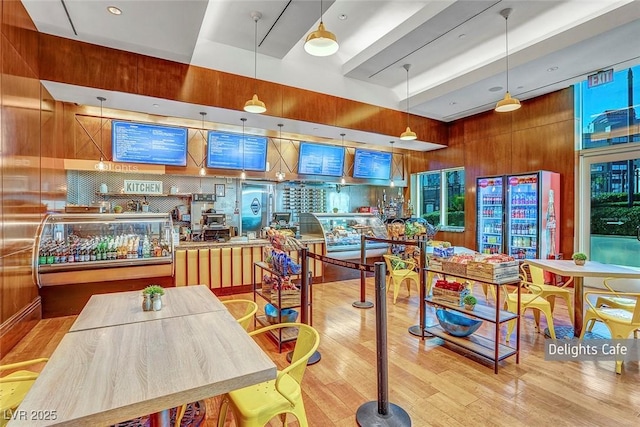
[173,236,325,290]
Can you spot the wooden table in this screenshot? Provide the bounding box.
[70,285,226,332]
[526,259,640,337]
[9,287,276,427]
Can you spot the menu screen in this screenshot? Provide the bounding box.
[206,131,268,171]
[112,121,188,166]
[297,142,345,177]
[353,149,392,179]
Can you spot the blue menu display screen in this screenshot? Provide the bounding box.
[206,131,268,171]
[353,149,392,179]
[112,121,188,166]
[297,142,345,177]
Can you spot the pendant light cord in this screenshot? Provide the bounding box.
[406,67,410,127]
[320,0,324,23]
[96,96,107,162]
[253,16,258,94]
[505,13,509,93]
[200,112,206,167]
[241,118,246,171]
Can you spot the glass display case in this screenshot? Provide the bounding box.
[33,213,174,287]
[299,213,388,259]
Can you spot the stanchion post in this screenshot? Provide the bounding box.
[288,247,321,364]
[408,239,432,338]
[356,262,411,426]
[353,234,373,309]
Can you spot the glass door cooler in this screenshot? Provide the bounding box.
[476,176,505,254]
[506,171,560,260]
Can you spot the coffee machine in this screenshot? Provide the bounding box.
[190,193,216,234]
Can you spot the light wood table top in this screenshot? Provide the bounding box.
[526,259,640,278]
[9,310,277,426]
[70,285,225,332]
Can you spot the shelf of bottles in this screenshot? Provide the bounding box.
[479,194,503,254]
[281,187,326,222]
[508,192,538,260]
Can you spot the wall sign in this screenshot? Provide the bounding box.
[124,180,163,195]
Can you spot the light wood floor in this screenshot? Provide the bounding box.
[3,279,640,426]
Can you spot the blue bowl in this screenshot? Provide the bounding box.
[436,309,483,337]
[264,303,298,324]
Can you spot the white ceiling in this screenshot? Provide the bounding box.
[22,0,640,151]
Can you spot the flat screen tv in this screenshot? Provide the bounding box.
[352,149,392,180]
[297,142,345,177]
[206,131,268,171]
[112,121,188,166]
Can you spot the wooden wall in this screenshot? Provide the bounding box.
[413,89,576,258]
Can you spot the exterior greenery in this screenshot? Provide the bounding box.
[591,192,640,236]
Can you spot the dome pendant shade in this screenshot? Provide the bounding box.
[304,22,339,56]
[244,94,267,114]
[495,92,521,112]
[400,126,417,141]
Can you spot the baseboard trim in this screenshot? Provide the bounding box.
[0,297,42,358]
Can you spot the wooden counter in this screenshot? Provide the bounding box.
[173,235,325,292]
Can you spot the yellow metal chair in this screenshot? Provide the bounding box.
[383,254,419,304]
[580,291,640,374]
[1,358,48,427]
[217,323,320,427]
[221,299,259,331]
[175,299,258,426]
[586,278,638,333]
[504,280,556,342]
[521,263,574,324]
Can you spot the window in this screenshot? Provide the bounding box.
[412,167,465,229]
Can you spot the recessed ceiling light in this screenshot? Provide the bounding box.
[489,86,503,92]
[458,34,466,39]
[547,66,558,72]
[449,101,457,105]
[517,86,524,89]
[338,14,348,20]
[152,103,160,108]
[107,6,122,15]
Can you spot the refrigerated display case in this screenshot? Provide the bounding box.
[476,176,505,255]
[476,171,560,260]
[33,213,174,287]
[299,213,388,259]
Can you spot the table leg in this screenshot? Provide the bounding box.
[150,410,171,427]
[573,277,584,337]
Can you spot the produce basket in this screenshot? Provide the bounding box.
[271,289,301,308]
[442,260,468,277]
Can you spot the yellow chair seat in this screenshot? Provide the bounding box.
[383,254,419,304]
[592,308,634,323]
[1,358,48,427]
[521,263,574,325]
[504,282,556,342]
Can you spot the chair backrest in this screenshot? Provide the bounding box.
[221,299,259,331]
[520,262,545,284]
[603,278,640,293]
[382,254,410,272]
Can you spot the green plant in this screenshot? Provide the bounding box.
[463,295,477,305]
[142,285,165,296]
[571,252,587,261]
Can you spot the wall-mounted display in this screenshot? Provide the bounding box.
[206,131,268,171]
[297,142,345,177]
[112,121,188,166]
[352,149,392,180]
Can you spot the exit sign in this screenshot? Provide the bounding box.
[587,69,614,88]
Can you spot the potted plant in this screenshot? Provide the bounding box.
[572,252,587,266]
[463,294,477,311]
[142,285,165,311]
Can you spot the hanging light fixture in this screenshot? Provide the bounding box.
[240,117,247,180]
[276,123,285,181]
[495,8,521,112]
[199,112,207,176]
[400,64,417,141]
[244,12,267,114]
[97,96,107,171]
[340,133,346,185]
[389,141,395,187]
[304,0,339,56]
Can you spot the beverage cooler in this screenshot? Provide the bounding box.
[477,171,560,260]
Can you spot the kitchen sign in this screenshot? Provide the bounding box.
[587,69,614,88]
[124,180,163,195]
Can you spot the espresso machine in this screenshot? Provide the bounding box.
[190,193,216,234]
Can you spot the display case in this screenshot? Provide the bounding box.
[33,213,174,287]
[299,213,388,259]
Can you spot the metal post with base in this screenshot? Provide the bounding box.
[408,239,434,338]
[356,262,411,426]
[353,234,374,309]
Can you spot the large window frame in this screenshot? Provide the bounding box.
[411,167,465,231]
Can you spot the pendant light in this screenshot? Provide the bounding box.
[495,8,521,112]
[97,96,107,170]
[244,12,267,114]
[240,118,247,180]
[276,123,285,181]
[400,64,417,141]
[199,112,207,176]
[389,141,395,187]
[304,0,339,56]
[340,133,346,185]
